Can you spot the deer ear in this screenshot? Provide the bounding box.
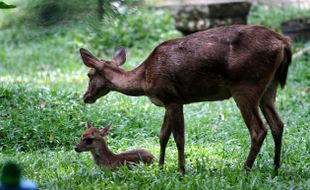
[112,48,126,66]
[100,123,112,137]
[86,122,92,129]
[80,48,101,69]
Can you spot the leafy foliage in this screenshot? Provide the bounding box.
[0,0,97,28]
[0,1,15,9]
[0,3,309,190]
[74,8,180,55]
[248,5,310,32]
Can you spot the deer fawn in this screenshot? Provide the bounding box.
[74,123,155,169]
[79,25,292,174]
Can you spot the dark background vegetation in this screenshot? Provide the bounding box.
[0,0,309,189]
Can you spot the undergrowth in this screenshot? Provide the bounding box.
[0,1,309,189]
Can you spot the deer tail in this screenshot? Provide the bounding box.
[277,37,292,89]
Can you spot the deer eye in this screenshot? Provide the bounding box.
[83,137,93,145]
[87,73,91,78]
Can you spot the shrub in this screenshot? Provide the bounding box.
[74,7,181,55]
[248,5,310,32]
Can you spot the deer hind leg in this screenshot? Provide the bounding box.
[259,81,284,170]
[232,85,267,170]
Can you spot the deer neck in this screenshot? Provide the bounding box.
[104,64,146,96]
[91,139,116,167]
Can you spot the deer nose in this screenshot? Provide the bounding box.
[83,93,91,103]
[83,94,96,104]
[74,145,79,152]
[83,92,88,100]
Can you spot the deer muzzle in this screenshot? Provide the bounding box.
[83,93,96,104]
[74,145,84,153]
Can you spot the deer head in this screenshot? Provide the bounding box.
[80,48,126,103]
[74,123,112,153]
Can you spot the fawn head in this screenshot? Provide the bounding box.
[74,123,111,153]
[80,48,126,103]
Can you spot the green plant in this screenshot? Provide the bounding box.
[0,5,309,190]
[0,0,98,28]
[248,5,310,32]
[75,8,180,55]
[0,1,15,9]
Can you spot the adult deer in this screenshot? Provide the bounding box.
[79,25,292,175]
[75,123,155,169]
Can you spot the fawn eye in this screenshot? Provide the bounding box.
[83,137,93,145]
[87,73,91,78]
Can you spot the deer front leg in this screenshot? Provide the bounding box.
[159,112,172,168]
[159,103,185,175]
[172,109,185,175]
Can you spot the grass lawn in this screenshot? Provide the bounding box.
[0,4,309,190]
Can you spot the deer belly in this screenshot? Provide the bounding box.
[184,85,232,103]
[149,97,165,106]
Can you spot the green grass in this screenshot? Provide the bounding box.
[0,3,310,190]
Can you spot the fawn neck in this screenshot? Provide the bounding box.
[91,139,116,166]
[104,64,146,96]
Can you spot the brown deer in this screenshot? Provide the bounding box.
[74,123,155,169]
[79,25,292,175]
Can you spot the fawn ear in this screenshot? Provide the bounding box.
[86,122,92,129]
[111,48,126,66]
[100,123,112,136]
[80,48,101,69]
